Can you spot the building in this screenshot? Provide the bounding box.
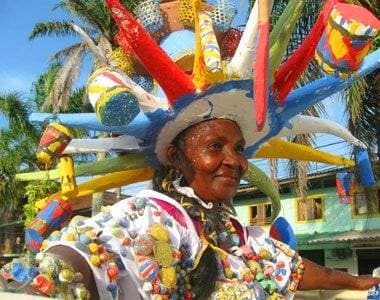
[234,168,380,276]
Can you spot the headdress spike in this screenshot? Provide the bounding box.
[105,0,196,104]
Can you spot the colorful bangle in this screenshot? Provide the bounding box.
[0,253,90,299]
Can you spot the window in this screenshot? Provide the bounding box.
[297,197,323,221]
[299,250,324,266]
[323,178,336,188]
[249,203,272,225]
[353,189,380,216]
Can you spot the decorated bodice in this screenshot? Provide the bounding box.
[17,190,302,299]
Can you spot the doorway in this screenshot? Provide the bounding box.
[356,249,380,275]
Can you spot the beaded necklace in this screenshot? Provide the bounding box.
[173,184,304,297]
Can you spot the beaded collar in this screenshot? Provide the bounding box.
[172,180,242,253]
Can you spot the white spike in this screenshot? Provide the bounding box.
[227,0,274,79]
[277,115,366,148]
[63,135,143,154]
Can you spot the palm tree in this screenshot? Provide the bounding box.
[30,62,92,113]
[0,93,39,211]
[28,0,141,112]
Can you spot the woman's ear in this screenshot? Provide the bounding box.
[166,144,180,168]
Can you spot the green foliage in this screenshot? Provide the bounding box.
[0,93,40,212]
[31,63,61,111]
[23,180,60,228]
[0,93,39,141]
[31,63,93,114]
[29,0,116,111]
[29,21,80,40]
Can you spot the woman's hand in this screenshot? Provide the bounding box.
[352,275,380,290]
[299,258,380,291]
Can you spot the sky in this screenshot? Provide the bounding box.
[0,0,353,193]
[0,1,77,95]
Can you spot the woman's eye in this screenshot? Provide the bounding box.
[236,145,245,153]
[208,143,223,151]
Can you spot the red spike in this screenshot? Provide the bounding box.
[272,0,338,103]
[105,0,195,104]
[254,0,270,132]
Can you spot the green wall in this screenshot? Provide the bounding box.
[234,187,380,235]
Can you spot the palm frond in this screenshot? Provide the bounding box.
[70,23,109,65]
[29,21,80,40]
[52,1,66,11]
[346,72,378,149]
[30,63,61,110]
[0,93,38,142]
[42,44,86,112]
[62,0,113,38]
[0,94,40,212]
[48,42,85,62]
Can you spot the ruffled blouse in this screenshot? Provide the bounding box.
[41,190,303,300]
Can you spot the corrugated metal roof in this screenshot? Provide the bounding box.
[297,230,380,245]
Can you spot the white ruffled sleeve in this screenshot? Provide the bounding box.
[44,190,201,300]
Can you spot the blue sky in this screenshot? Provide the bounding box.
[0,0,247,96]
[0,0,352,188]
[0,1,77,95]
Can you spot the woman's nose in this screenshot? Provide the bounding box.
[223,147,241,168]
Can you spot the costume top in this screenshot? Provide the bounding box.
[36,189,303,300]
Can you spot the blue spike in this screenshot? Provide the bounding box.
[281,49,380,121]
[355,147,375,187]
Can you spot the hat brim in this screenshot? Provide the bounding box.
[155,80,270,165]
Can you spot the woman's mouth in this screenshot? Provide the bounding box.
[215,175,238,185]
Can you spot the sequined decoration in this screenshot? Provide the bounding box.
[134,0,164,33]
[211,0,236,32]
[96,86,141,127]
[221,28,243,58]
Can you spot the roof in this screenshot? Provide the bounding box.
[297,230,380,245]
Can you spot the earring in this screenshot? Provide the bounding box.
[172,169,183,186]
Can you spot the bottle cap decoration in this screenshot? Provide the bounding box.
[336,172,355,204]
[36,123,73,170]
[179,0,195,26]
[25,196,72,253]
[315,3,380,77]
[211,0,236,32]
[221,28,243,58]
[134,0,164,33]
[87,68,142,127]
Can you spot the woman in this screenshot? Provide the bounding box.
[3,0,380,297]
[2,118,379,299]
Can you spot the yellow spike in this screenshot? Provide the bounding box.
[58,155,77,194]
[255,139,355,166]
[192,0,225,90]
[36,168,154,209]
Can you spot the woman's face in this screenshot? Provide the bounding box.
[167,119,248,203]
